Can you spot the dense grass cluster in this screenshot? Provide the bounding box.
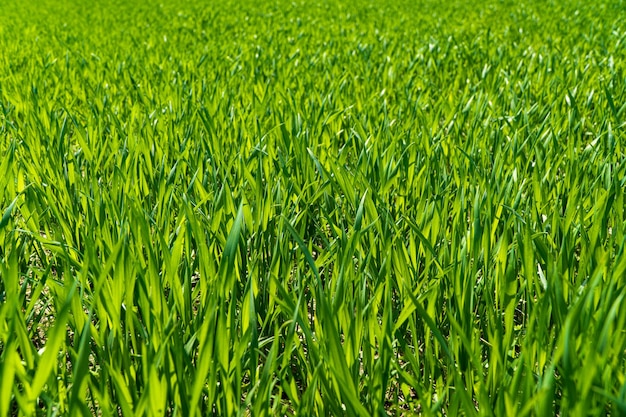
[1,0,625,415]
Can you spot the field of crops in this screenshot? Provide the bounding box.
[1,0,625,415]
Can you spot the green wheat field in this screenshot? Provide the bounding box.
[1,0,625,415]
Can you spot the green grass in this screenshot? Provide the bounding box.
[1,0,626,415]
